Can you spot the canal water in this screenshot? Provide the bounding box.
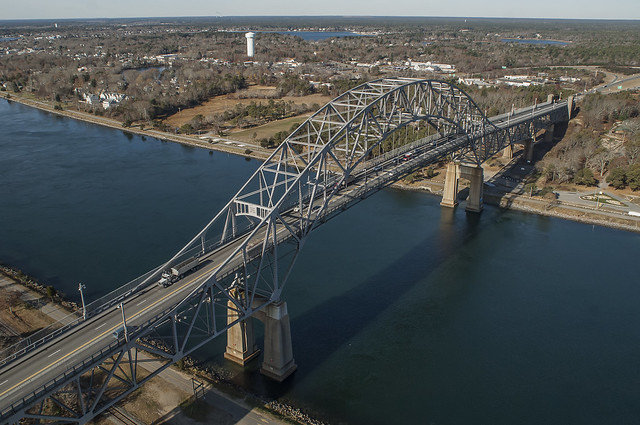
[1,99,639,424]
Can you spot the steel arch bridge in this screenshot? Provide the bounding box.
[0,78,570,425]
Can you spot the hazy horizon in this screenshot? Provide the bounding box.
[1,0,638,21]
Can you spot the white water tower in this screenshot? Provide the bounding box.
[245,32,255,58]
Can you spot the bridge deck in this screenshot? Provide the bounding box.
[0,99,568,421]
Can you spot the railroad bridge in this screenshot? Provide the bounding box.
[0,78,573,424]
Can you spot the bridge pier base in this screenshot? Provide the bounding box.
[524,139,534,163]
[440,163,459,208]
[567,95,575,119]
[460,165,483,213]
[259,301,297,382]
[224,301,260,366]
[440,163,483,213]
[502,144,513,159]
[545,124,555,143]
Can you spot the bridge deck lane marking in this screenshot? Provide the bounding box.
[0,260,224,400]
[95,323,107,330]
[46,349,61,358]
[1,104,566,403]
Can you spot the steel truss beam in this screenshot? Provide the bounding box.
[1,79,569,425]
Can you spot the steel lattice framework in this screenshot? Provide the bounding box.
[0,78,570,425]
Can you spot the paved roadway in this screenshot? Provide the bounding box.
[592,74,640,94]
[0,100,564,420]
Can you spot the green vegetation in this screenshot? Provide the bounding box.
[258,122,302,148]
[573,168,597,186]
[606,164,640,190]
[45,285,56,301]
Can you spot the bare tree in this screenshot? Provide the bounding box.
[0,291,22,315]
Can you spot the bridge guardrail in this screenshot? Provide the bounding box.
[0,222,263,370]
[0,266,160,369]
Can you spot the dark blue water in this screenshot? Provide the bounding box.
[501,38,569,45]
[1,99,640,424]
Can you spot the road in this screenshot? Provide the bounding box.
[593,73,640,94]
[0,100,565,421]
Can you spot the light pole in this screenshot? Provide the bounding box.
[78,283,86,320]
[117,303,128,342]
[597,191,603,210]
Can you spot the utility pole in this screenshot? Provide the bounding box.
[118,303,128,342]
[78,283,87,320]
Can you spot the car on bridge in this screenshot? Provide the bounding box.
[112,327,125,340]
[402,151,415,161]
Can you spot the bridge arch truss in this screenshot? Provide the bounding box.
[0,78,570,424]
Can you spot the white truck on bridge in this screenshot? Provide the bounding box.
[157,257,200,287]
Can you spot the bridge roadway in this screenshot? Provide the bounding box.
[0,99,565,417]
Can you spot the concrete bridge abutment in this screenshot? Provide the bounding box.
[545,124,555,143]
[440,163,484,213]
[523,139,534,163]
[502,144,513,159]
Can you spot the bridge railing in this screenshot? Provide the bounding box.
[0,266,160,369]
[0,220,264,370]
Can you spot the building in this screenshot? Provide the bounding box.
[245,32,255,57]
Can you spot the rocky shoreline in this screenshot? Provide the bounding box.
[0,264,80,314]
[0,264,325,425]
[393,180,640,234]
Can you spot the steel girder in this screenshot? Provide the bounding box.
[1,79,570,425]
[145,78,515,311]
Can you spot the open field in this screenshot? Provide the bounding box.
[229,113,312,142]
[163,86,331,128]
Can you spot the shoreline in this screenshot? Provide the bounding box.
[0,264,323,425]
[3,91,640,236]
[0,92,272,161]
[393,180,640,234]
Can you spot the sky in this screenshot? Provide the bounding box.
[0,0,638,21]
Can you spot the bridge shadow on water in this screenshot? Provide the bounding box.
[128,207,488,425]
[220,205,485,402]
[148,123,573,421]
[226,122,571,403]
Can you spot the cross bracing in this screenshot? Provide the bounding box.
[0,79,570,425]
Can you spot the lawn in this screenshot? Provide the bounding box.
[229,113,313,142]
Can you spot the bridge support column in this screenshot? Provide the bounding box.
[224,301,260,366]
[502,144,513,159]
[524,139,534,163]
[545,124,555,143]
[459,165,483,213]
[260,301,297,382]
[440,163,459,208]
[567,95,574,119]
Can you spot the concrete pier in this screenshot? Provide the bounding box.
[224,300,260,366]
[502,144,513,159]
[440,163,459,208]
[567,95,574,118]
[259,301,297,382]
[440,163,483,213]
[524,139,534,162]
[459,165,484,213]
[545,124,555,143]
